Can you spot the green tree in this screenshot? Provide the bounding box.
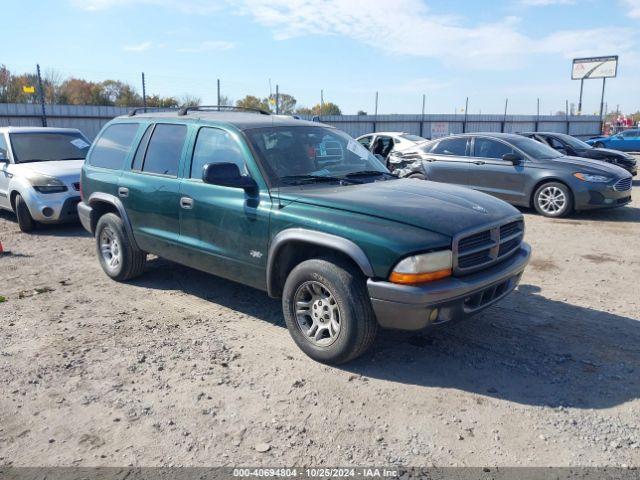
[268,92,297,114]
[296,102,342,116]
[236,95,270,111]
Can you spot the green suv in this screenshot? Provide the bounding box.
[78,107,531,364]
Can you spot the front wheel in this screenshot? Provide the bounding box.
[282,257,378,364]
[533,182,573,218]
[14,194,36,232]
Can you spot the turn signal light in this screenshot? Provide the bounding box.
[389,268,452,285]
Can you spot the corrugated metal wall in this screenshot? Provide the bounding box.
[0,104,602,140]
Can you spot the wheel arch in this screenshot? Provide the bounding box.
[266,229,375,298]
[87,193,139,248]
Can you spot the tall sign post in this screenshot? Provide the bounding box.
[571,55,618,116]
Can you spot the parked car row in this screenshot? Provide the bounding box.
[0,114,633,363]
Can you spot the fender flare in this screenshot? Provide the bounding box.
[266,228,375,297]
[87,192,140,249]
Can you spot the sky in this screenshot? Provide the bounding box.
[3,0,640,115]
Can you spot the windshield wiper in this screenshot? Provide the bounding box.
[280,174,361,185]
[344,170,396,179]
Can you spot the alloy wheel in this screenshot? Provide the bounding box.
[538,186,567,215]
[294,281,341,347]
[99,226,122,271]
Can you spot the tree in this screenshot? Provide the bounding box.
[145,94,179,108]
[296,102,342,116]
[179,94,201,107]
[357,110,367,115]
[236,95,270,111]
[218,94,233,106]
[102,80,142,106]
[268,92,297,114]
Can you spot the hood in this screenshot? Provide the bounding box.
[583,148,636,164]
[550,156,631,176]
[13,160,84,180]
[278,179,520,238]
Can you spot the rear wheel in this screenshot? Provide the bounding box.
[533,182,573,218]
[95,213,146,281]
[14,194,36,233]
[282,257,378,364]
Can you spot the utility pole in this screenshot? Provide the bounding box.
[535,97,540,132]
[420,94,426,137]
[320,89,324,116]
[374,91,379,116]
[462,97,468,133]
[599,78,607,134]
[141,72,147,110]
[577,78,584,115]
[217,79,221,110]
[36,64,47,127]
[275,84,280,115]
[502,98,508,133]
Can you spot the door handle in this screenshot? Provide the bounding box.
[118,187,129,198]
[180,197,194,209]
[473,160,486,165]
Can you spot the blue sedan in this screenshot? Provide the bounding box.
[586,129,640,152]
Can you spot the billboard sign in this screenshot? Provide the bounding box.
[572,56,618,80]
[430,122,449,139]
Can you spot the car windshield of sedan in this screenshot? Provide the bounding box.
[10,132,91,163]
[555,134,592,150]
[245,126,392,185]
[511,137,563,160]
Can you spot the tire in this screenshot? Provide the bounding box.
[95,213,146,281]
[408,173,426,180]
[282,257,378,364]
[533,182,573,218]
[594,142,605,148]
[14,194,36,232]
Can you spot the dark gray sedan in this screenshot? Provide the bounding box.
[390,133,633,218]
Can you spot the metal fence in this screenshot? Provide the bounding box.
[1,103,602,140]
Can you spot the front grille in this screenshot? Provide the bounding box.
[73,182,81,191]
[613,177,632,192]
[454,219,524,274]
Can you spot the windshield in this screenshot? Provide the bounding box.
[553,133,592,150]
[245,126,390,186]
[10,132,90,163]
[511,137,563,160]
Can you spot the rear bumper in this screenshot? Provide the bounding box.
[77,201,93,233]
[368,243,531,330]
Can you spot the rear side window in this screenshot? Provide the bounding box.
[432,137,469,156]
[190,127,247,179]
[142,124,187,176]
[89,123,139,169]
[357,135,373,150]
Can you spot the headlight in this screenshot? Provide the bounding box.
[389,250,452,285]
[573,172,611,183]
[25,172,68,193]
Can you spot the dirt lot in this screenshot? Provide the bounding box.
[1,182,640,468]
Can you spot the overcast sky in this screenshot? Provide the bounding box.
[3,0,639,114]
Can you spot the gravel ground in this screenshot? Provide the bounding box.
[1,180,639,468]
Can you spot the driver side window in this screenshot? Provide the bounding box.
[0,135,7,161]
[190,127,247,179]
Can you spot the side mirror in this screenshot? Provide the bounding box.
[202,162,257,192]
[502,153,522,164]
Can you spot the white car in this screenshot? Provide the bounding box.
[0,127,91,232]
[355,131,428,165]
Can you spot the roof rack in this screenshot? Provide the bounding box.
[128,106,180,116]
[177,105,271,116]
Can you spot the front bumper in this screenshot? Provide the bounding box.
[368,243,531,330]
[573,182,632,210]
[25,191,81,223]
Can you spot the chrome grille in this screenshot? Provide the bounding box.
[453,219,524,274]
[613,177,632,192]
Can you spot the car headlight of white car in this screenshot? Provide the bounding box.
[573,173,611,183]
[25,172,68,193]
